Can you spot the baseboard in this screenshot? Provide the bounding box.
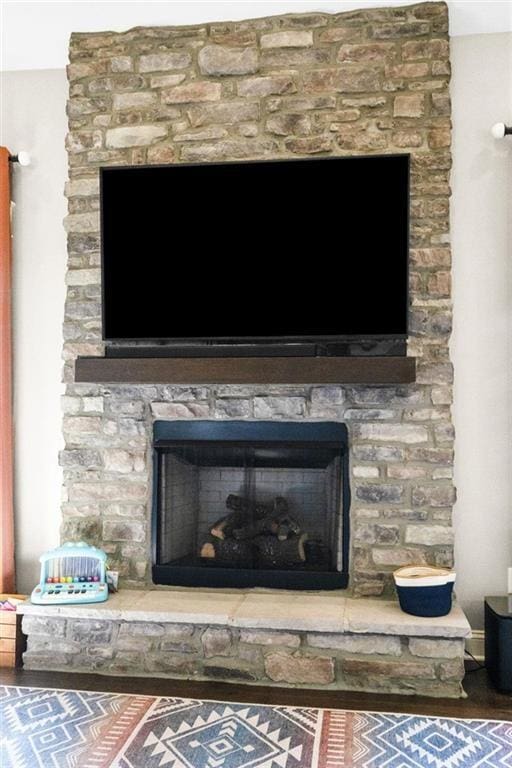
[466,630,485,662]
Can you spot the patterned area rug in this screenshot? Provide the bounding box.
[1,685,511,768]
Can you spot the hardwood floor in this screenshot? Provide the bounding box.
[2,661,511,721]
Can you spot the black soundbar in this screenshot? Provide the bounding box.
[105,340,406,359]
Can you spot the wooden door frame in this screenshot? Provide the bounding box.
[0,146,15,593]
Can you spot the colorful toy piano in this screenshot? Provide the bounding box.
[30,542,108,605]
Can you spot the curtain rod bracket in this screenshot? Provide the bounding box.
[491,123,512,139]
[8,151,31,166]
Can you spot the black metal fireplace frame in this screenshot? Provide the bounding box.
[151,420,350,590]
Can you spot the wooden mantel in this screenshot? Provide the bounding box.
[75,356,416,385]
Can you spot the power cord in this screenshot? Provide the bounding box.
[464,649,485,672]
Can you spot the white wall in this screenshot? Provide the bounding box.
[0,69,68,594]
[451,33,512,628]
[1,34,511,623]
[3,1,511,70]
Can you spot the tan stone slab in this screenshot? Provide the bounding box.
[232,592,347,632]
[19,590,471,639]
[18,589,244,625]
[131,589,245,624]
[345,599,471,638]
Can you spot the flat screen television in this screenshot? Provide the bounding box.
[100,154,409,344]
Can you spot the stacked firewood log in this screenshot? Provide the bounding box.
[199,494,308,568]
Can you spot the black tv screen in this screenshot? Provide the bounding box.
[101,154,409,342]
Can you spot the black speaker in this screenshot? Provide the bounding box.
[484,596,512,692]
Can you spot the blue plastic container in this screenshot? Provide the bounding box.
[394,566,456,617]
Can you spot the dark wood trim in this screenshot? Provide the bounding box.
[75,356,416,385]
[2,665,511,721]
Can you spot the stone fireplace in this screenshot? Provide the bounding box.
[152,420,350,589]
[20,0,470,699]
[59,0,455,598]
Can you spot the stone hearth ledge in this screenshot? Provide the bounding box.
[18,589,471,638]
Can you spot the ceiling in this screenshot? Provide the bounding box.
[2,0,511,71]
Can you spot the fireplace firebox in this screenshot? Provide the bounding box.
[152,421,350,589]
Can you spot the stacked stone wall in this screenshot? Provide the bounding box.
[62,1,454,596]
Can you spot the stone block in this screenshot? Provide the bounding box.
[237,75,296,97]
[349,387,424,406]
[253,396,305,418]
[405,525,454,545]
[187,101,259,127]
[387,465,427,479]
[371,21,430,38]
[337,43,394,62]
[150,402,210,419]
[438,659,465,681]
[311,386,345,405]
[307,633,401,656]
[214,398,251,418]
[304,67,381,94]
[198,46,259,75]
[402,39,449,61]
[201,627,232,658]
[147,145,176,164]
[356,484,403,504]
[386,62,430,78]
[265,652,334,684]
[409,638,463,658]
[117,634,154,651]
[163,82,222,104]
[354,446,405,462]
[103,449,145,473]
[372,547,428,566]
[354,524,400,545]
[106,125,167,148]
[393,93,425,117]
[119,622,165,636]
[412,485,455,507]
[111,56,133,73]
[59,449,101,469]
[146,654,198,675]
[65,178,100,198]
[109,652,145,673]
[285,136,333,154]
[113,92,157,110]
[345,408,396,421]
[150,73,186,88]
[70,482,146,502]
[160,641,197,654]
[240,629,300,647]
[139,52,192,72]
[181,138,282,163]
[392,130,424,148]
[343,658,436,678]
[83,397,104,413]
[22,616,66,637]
[261,49,330,68]
[277,13,328,28]
[64,212,100,234]
[102,520,146,542]
[203,661,258,681]
[261,31,313,48]
[353,423,428,444]
[268,95,336,112]
[353,466,380,479]
[174,126,228,142]
[266,113,311,136]
[68,619,113,644]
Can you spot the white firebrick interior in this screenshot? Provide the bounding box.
[159,454,342,567]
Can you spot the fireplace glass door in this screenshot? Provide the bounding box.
[152,421,349,590]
